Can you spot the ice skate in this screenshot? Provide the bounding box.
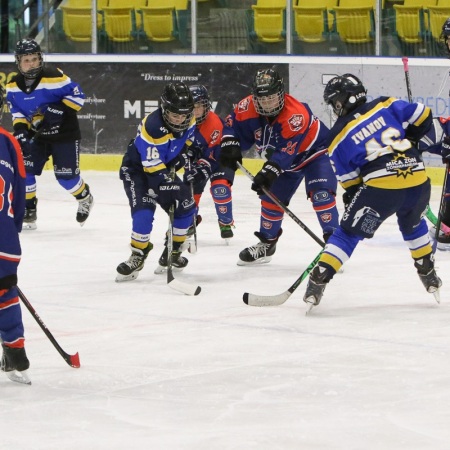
[23,198,37,230]
[303,266,330,314]
[154,247,188,274]
[76,189,94,226]
[1,344,31,385]
[237,230,281,265]
[116,243,152,282]
[414,255,442,303]
[219,221,234,245]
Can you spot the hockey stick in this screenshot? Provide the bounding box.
[435,163,450,241]
[402,57,441,228]
[243,249,323,306]
[237,162,325,247]
[187,159,198,254]
[165,169,201,296]
[16,287,80,368]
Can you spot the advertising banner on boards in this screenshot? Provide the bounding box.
[1,62,289,155]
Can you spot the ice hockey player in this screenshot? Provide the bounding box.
[116,82,196,282]
[183,84,234,243]
[303,73,442,312]
[6,38,93,230]
[0,86,31,384]
[219,68,339,265]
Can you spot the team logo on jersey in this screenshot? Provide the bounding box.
[254,128,262,142]
[219,206,228,214]
[320,213,332,223]
[386,153,417,178]
[288,114,304,132]
[210,129,220,143]
[238,98,251,113]
[262,220,273,230]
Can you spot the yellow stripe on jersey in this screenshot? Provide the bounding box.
[320,252,343,272]
[143,162,167,175]
[62,98,82,111]
[364,169,428,189]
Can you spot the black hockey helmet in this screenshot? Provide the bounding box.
[252,68,285,117]
[439,18,450,57]
[323,73,367,117]
[189,84,211,125]
[14,38,44,79]
[160,82,194,133]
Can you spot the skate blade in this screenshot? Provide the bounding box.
[430,288,441,304]
[236,256,272,266]
[115,271,140,282]
[305,302,316,315]
[6,369,31,385]
[22,222,37,231]
[223,238,232,246]
[154,265,185,275]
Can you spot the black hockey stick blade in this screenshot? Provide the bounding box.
[16,287,81,368]
[243,250,323,306]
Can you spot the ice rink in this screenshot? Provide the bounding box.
[3,169,450,450]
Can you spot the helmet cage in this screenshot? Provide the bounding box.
[189,84,211,125]
[15,39,44,79]
[439,18,450,58]
[323,74,367,117]
[160,83,194,133]
[252,69,285,117]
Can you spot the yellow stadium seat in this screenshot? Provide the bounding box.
[404,0,436,5]
[60,6,92,42]
[393,5,425,43]
[256,0,286,6]
[293,6,328,42]
[251,5,285,43]
[427,6,450,40]
[333,6,374,44]
[102,6,135,42]
[140,6,176,42]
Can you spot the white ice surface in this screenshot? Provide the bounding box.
[3,170,450,450]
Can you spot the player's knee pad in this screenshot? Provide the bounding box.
[310,189,336,210]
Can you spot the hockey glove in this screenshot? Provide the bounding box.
[185,159,211,184]
[41,103,65,135]
[441,136,450,164]
[13,129,31,157]
[342,185,360,209]
[171,145,197,171]
[158,175,183,211]
[251,161,282,196]
[220,136,242,171]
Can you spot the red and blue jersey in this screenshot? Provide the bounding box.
[191,110,226,171]
[225,93,330,172]
[0,127,25,280]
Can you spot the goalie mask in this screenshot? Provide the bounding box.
[440,18,450,58]
[160,82,194,134]
[252,68,285,117]
[15,38,44,79]
[323,73,367,117]
[189,84,211,125]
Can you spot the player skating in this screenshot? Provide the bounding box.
[0,87,31,384]
[116,82,196,282]
[219,68,339,265]
[303,74,442,312]
[6,39,93,230]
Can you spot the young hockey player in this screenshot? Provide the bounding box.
[219,68,339,265]
[116,82,196,282]
[183,84,234,243]
[6,38,93,230]
[0,86,31,384]
[303,74,441,312]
